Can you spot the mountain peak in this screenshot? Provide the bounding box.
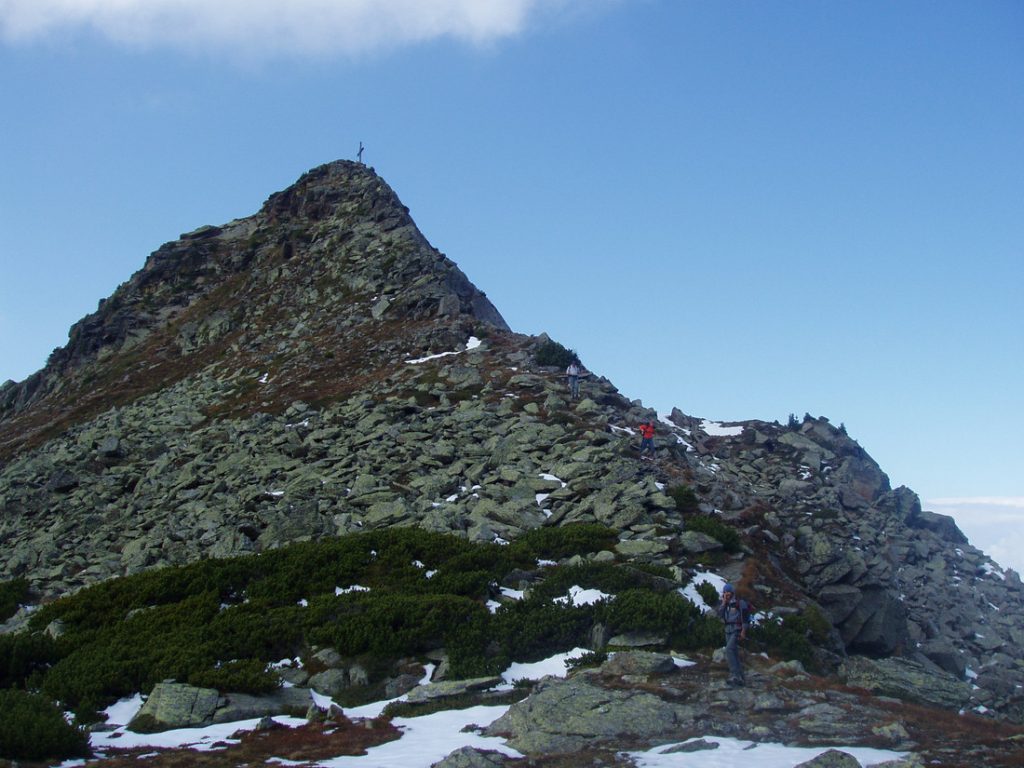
[0,160,507,455]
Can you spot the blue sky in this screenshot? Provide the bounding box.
[1,1,1022,568]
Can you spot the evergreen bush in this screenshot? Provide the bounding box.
[666,485,700,514]
[533,339,577,368]
[0,577,29,622]
[0,689,90,762]
[685,515,740,552]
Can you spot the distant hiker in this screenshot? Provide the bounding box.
[357,141,365,163]
[566,359,581,400]
[717,583,751,686]
[638,418,656,459]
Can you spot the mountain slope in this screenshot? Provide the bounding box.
[1,160,1022,730]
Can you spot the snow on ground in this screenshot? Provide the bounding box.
[553,585,613,607]
[679,572,728,614]
[498,647,590,687]
[624,736,904,767]
[318,705,521,767]
[699,419,744,437]
[405,337,482,364]
[335,585,370,595]
[90,710,307,753]
[85,650,905,768]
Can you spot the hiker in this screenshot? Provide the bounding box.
[566,358,582,399]
[717,583,751,686]
[638,418,656,459]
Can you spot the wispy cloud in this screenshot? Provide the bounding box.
[927,497,1024,508]
[0,0,575,58]
[925,497,1024,573]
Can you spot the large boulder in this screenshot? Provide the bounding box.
[840,656,972,711]
[483,673,694,754]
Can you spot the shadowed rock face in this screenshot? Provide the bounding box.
[1,161,1023,728]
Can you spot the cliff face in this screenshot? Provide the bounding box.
[1,160,1021,725]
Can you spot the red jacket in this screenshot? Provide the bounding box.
[639,423,656,439]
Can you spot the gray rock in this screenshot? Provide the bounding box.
[599,651,676,676]
[405,676,503,703]
[793,749,861,768]
[130,682,220,731]
[841,656,972,710]
[431,746,513,768]
[483,674,694,754]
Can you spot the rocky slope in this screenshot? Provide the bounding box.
[1,160,1023,747]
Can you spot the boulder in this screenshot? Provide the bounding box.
[599,651,676,676]
[841,656,972,710]
[483,673,695,754]
[130,682,220,731]
[794,750,861,768]
[431,746,513,768]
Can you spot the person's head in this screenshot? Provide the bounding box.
[722,583,735,598]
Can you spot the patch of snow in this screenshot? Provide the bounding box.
[318,705,520,767]
[412,560,425,569]
[539,473,567,487]
[537,559,557,567]
[500,587,525,601]
[554,585,612,607]
[446,493,460,502]
[536,492,550,506]
[966,667,978,680]
[610,424,636,436]
[406,337,483,364]
[297,599,308,607]
[624,736,904,767]
[258,372,270,384]
[267,490,285,497]
[671,656,697,669]
[425,570,437,579]
[679,572,728,614]
[699,419,744,437]
[102,694,145,727]
[486,600,502,613]
[498,647,590,687]
[335,585,370,595]
[494,537,510,546]
[91,715,307,753]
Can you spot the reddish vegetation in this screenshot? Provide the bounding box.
[83,715,400,768]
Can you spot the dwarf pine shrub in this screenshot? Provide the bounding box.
[666,485,700,514]
[0,577,28,622]
[685,514,740,552]
[0,689,90,762]
[533,339,577,368]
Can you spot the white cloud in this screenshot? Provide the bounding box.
[0,0,572,58]
[925,497,1024,574]
[928,496,1024,509]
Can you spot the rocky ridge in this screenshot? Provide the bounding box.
[1,160,1023,755]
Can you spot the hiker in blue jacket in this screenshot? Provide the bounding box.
[717,583,751,686]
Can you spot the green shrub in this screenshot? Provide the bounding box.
[685,515,740,552]
[0,689,90,762]
[533,339,577,368]
[565,650,607,671]
[0,577,29,622]
[749,615,816,669]
[511,524,618,561]
[527,563,672,602]
[666,485,700,514]
[695,581,719,607]
[189,659,279,695]
[0,631,59,689]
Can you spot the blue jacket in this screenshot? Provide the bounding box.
[717,598,750,634]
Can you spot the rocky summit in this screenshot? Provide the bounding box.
[1,160,1022,765]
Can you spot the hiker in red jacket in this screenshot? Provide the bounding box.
[638,419,656,460]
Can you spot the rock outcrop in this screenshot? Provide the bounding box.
[2,159,1023,734]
